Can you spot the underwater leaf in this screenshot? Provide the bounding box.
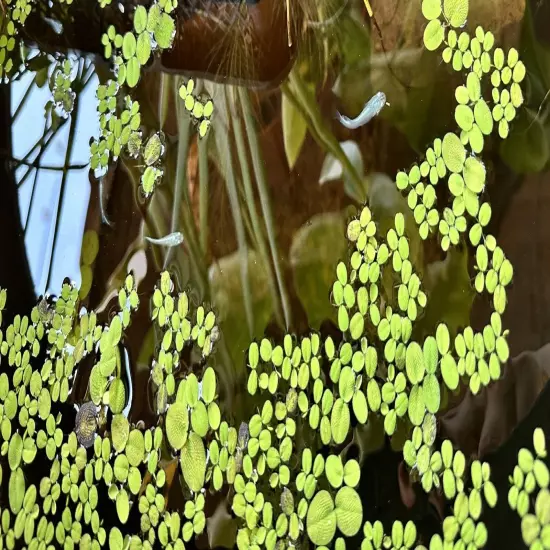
[282,92,308,170]
[290,212,347,329]
[319,141,365,201]
[207,500,238,549]
[331,9,373,116]
[420,246,475,337]
[180,433,206,493]
[307,490,337,546]
[500,108,550,173]
[209,249,274,374]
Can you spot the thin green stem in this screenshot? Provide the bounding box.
[158,72,170,131]
[230,87,284,327]
[288,70,364,197]
[217,88,254,337]
[238,87,292,330]
[164,78,203,275]
[197,131,209,256]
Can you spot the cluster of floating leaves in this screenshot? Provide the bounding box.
[0,0,34,79]
[47,57,77,118]
[150,270,218,415]
[0,261,225,549]
[178,79,215,138]
[90,0,181,196]
[101,2,176,90]
[509,428,550,548]
[89,81,167,197]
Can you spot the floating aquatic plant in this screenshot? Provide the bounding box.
[0,0,540,548]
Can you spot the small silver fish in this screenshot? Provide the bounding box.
[336,91,388,130]
[145,232,184,247]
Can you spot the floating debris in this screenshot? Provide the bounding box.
[75,401,98,448]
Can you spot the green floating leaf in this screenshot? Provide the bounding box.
[422,0,442,20]
[154,12,176,49]
[335,486,363,536]
[181,433,206,493]
[442,133,466,173]
[444,0,469,28]
[331,398,351,445]
[166,402,189,450]
[423,19,445,51]
[307,490,336,546]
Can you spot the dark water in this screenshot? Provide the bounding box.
[2,0,550,549]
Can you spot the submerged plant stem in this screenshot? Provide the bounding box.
[17,123,65,188]
[198,131,209,256]
[230,87,284,328]
[24,118,49,234]
[13,76,35,122]
[217,88,255,338]
[238,87,292,330]
[165,79,204,280]
[45,89,80,292]
[158,73,170,131]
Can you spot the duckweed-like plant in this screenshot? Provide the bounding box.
[507,427,550,550]
[0,0,545,549]
[90,0,214,196]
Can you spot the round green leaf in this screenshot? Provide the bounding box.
[306,490,336,546]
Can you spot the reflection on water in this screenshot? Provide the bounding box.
[2,0,550,548]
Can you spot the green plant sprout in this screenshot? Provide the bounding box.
[0,0,540,549]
